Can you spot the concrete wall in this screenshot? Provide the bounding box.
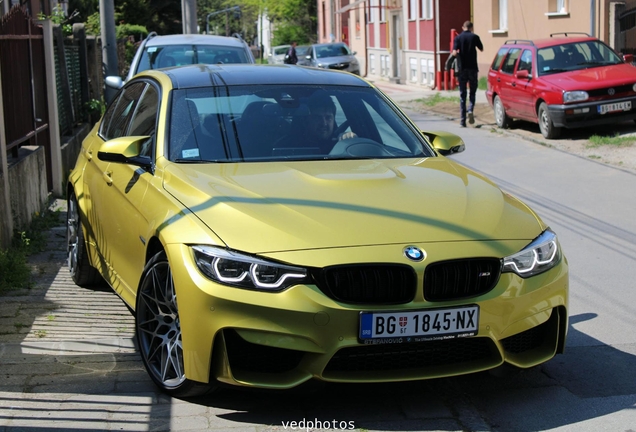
[8,146,49,232]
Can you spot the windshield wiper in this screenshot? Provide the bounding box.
[543,68,568,74]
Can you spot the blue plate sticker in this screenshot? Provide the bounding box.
[360,313,373,339]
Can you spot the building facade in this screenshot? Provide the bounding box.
[318,0,471,88]
[317,0,635,88]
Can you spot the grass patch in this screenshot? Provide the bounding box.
[0,207,62,294]
[587,134,636,148]
[415,92,460,106]
[478,76,488,90]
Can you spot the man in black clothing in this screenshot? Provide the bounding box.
[285,41,298,65]
[451,21,483,127]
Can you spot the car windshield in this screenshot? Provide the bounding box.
[315,44,351,59]
[137,44,251,72]
[537,41,622,76]
[296,46,310,56]
[168,85,434,163]
[273,46,289,55]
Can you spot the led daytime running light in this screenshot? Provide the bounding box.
[503,241,557,274]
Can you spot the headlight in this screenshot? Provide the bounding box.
[192,246,310,291]
[502,229,561,278]
[563,91,589,103]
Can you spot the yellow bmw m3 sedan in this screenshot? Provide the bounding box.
[67,64,568,397]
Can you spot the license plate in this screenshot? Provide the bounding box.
[359,305,479,344]
[598,101,632,114]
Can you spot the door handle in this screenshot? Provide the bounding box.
[512,82,516,87]
[103,171,113,186]
[497,77,501,82]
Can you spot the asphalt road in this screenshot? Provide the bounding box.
[1,108,636,431]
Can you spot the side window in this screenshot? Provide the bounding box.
[500,48,521,74]
[128,84,159,138]
[101,83,146,140]
[491,47,508,71]
[517,49,533,74]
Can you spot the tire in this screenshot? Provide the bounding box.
[494,95,511,129]
[538,102,561,139]
[67,192,103,287]
[136,251,215,398]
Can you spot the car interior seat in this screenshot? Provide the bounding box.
[237,101,283,158]
[159,55,176,68]
[213,52,241,64]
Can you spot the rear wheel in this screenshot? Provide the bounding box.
[538,102,561,139]
[67,192,102,287]
[136,251,215,397]
[494,95,511,129]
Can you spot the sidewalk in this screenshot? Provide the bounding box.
[369,79,489,104]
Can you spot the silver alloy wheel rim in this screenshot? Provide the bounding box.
[540,109,549,134]
[495,98,504,126]
[67,198,79,276]
[137,261,186,388]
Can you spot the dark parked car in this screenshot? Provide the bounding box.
[299,42,360,75]
[487,33,636,138]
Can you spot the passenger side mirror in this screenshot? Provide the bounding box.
[515,69,530,79]
[623,54,634,64]
[421,130,465,155]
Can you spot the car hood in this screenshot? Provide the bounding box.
[163,158,543,253]
[316,55,359,65]
[541,64,636,91]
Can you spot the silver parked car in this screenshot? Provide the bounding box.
[269,44,290,65]
[106,32,255,89]
[300,42,360,75]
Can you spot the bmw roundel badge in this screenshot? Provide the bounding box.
[403,246,426,262]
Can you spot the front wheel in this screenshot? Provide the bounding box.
[538,102,561,139]
[136,251,215,398]
[494,95,511,129]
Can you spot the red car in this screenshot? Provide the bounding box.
[486,33,636,139]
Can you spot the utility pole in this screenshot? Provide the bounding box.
[182,0,198,34]
[99,0,118,103]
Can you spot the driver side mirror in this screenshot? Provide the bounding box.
[98,136,153,170]
[421,130,465,155]
[623,54,634,64]
[515,69,531,80]
[105,76,124,90]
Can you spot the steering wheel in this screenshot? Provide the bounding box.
[328,137,393,157]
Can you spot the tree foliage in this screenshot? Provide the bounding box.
[68,0,317,46]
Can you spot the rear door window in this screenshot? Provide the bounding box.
[491,47,509,71]
[500,48,521,74]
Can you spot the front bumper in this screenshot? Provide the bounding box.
[548,94,636,128]
[168,242,569,389]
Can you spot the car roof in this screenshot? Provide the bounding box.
[145,64,371,89]
[502,35,598,50]
[312,42,348,47]
[144,34,247,48]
